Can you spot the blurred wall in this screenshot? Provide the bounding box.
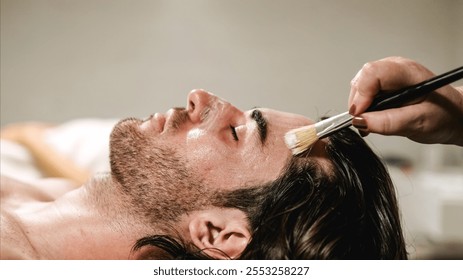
[1,0,462,167]
[456,0,463,64]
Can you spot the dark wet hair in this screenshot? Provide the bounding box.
[131,128,407,259]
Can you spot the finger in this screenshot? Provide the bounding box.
[348,68,369,109]
[350,59,403,115]
[349,57,432,115]
[353,105,427,137]
[349,64,381,115]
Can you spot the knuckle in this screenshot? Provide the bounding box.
[361,61,376,74]
[351,61,377,88]
[380,116,392,134]
[413,115,427,134]
[380,111,397,135]
[389,56,406,63]
[350,77,358,88]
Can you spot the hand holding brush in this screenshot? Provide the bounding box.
[285,57,463,155]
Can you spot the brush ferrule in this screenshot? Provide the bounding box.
[315,111,353,139]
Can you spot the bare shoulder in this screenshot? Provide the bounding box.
[0,177,39,259]
[1,175,80,205]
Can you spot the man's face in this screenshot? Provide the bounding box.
[109,89,313,223]
[145,89,312,188]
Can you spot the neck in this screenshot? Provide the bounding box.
[18,174,161,259]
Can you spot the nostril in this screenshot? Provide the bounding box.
[189,100,195,111]
[187,89,213,122]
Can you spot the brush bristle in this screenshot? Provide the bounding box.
[284,125,319,155]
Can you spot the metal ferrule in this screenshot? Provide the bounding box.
[315,111,353,139]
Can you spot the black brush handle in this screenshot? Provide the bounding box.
[366,65,463,112]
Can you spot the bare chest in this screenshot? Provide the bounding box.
[0,209,38,259]
[0,176,52,259]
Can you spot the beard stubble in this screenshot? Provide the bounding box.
[108,118,212,226]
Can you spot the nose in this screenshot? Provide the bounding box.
[187,89,214,123]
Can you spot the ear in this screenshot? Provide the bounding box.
[188,208,251,259]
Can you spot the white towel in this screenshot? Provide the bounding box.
[1,118,117,182]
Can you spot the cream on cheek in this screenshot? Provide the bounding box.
[184,128,257,188]
[236,133,289,184]
[185,128,213,165]
[183,121,289,188]
[186,128,205,140]
[184,129,227,181]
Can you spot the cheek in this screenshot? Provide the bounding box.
[184,138,227,179]
[182,135,291,189]
[185,138,250,189]
[243,147,289,183]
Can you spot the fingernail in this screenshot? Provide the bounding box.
[358,129,370,137]
[349,104,357,115]
[352,116,368,130]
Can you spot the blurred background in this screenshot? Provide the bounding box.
[1,0,462,259]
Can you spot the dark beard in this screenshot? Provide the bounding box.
[109,118,211,225]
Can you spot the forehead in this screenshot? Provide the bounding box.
[253,108,312,129]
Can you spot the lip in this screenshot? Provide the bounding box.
[140,113,166,133]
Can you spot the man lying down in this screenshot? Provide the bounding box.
[0,89,407,259]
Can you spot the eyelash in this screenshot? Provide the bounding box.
[230,125,239,141]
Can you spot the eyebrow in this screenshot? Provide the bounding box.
[251,109,268,145]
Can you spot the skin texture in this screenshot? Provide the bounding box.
[130,126,408,260]
[349,56,463,146]
[112,90,313,190]
[1,89,324,259]
[109,89,316,224]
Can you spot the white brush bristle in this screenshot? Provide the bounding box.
[284,125,318,155]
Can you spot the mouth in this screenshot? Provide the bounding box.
[140,108,189,133]
[140,113,166,133]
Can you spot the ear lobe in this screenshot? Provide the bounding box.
[188,208,251,259]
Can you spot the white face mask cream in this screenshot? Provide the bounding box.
[187,128,205,140]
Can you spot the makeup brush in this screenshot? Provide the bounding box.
[285,65,463,155]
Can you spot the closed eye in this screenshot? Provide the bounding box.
[230,125,239,141]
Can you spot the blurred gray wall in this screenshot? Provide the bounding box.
[1,0,462,167]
